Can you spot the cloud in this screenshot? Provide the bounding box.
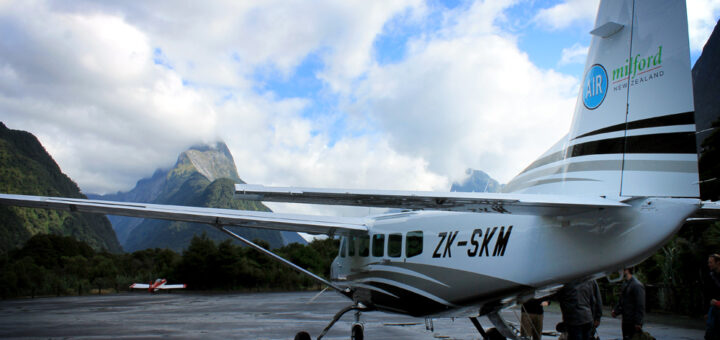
[535,0,719,54]
[0,3,218,193]
[687,0,720,52]
[533,0,599,30]
[559,43,589,65]
[0,0,445,198]
[52,0,425,93]
[0,0,716,209]
[350,1,577,184]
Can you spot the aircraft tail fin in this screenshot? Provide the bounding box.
[505,0,698,198]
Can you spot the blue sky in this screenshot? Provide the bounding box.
[0,0,718,215]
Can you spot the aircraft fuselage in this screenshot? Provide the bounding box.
[330,197,698,317]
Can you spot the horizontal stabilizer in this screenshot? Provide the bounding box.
[235,184,630,216]
[0,194,367,235]
[160,284,186,289]
[690,201,720,220]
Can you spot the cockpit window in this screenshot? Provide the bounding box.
[348,236,356,256]
[372,234,385,257]
[388,233,402,257]
[406,231,423,258]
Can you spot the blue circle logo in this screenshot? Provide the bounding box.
[582,64,607,110]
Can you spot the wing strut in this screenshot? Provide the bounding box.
[215,225,349,295]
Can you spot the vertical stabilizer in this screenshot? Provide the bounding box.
[505,0,698,198]
[618,1,697,197]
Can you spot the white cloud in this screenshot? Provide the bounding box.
[533,0,599,30]
[559,43,589,65]
[0,3,218,194]
[535,0,719,54]
[0,0,716,210]
[350,1,577,184]
[687,0,720,52]
[0,0,439,196]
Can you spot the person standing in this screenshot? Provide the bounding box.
[557,279,603,340]
[611,268,646,339]
[521,298,550,340]
[706,254,720,340]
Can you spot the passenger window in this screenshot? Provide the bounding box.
[388,233,402,257]
[372,234,385,257]
[358,235,370,257]
[348,236,356,256]
[406,231,423,258]
[339,237,347,258]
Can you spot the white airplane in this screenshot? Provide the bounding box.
[0,0,718,339]
[130,278,186,293]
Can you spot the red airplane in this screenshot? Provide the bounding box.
[130,278,186,293]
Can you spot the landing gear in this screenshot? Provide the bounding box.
[470,311,521,340]
[350,323,363,340]
[295,303,368,340]
[294,331,311,340]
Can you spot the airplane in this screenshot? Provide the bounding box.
[130,278,186,293]
[0,0,718,339]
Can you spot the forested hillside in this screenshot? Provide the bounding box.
[0,233,337,298]
[0,122,121,253]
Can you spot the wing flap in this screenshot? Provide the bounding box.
[0,194,368,235]
[235,184,630,216]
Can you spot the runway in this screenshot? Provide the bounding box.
[0,291,704,339]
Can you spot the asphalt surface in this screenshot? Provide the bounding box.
[0,291,706,339]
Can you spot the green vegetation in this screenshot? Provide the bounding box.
[0,233,338,299]
[597,221,720,316]
[0,122,121,253]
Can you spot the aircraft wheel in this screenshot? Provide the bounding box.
[351,323,363,340]
[294,331,311,340]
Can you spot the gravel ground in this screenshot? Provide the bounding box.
[0,291,705,339]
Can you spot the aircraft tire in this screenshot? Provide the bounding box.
[351,323,363,340]
[294,331,311,340]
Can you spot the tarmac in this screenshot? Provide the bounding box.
[0,291,706,339]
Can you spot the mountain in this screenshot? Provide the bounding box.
[693,19,720,153]
[694,19,720,201]
[0,122,122,253]
[93,142,305,252]
[450,169,503,193]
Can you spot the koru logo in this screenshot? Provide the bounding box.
[583,64,608,110]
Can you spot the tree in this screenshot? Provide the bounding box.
[89,254,118,294]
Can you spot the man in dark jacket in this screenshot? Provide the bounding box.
[558,279,603,340]
[612,267,645,339]
[705,254,720,340]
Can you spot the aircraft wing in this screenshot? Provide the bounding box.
[235,184,631,216]
[130,283,150,289]
[159,284,186,289]
[0,194,368,235]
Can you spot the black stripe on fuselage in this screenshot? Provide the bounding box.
[518,132,696,176]
[357,281,452,316]
[568,132,696,157]
[357,280,532,317]
[572,111,695,140]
